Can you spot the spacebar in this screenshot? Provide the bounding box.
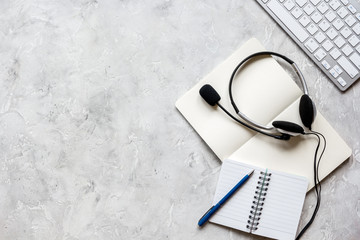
[267,0,309,43]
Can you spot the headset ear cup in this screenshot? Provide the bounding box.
[272,120,305,136]
[299,94,316,129]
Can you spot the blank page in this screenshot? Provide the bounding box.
[210,159,308,240]
[175,38,302,160]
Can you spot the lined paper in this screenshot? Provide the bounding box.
[210,159,308,240]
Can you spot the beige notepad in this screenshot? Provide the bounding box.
[210,159,308,240]
[175,38,352,190]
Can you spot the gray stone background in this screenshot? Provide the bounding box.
[0,0,359,239]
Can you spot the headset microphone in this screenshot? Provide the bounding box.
[199,84,221,106]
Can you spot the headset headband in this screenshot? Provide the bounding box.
[228,51,309,131]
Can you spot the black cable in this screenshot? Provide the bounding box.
[312,131,327,190]
[295,131,327,240]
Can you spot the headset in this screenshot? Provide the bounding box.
[198,51,326,239]
[199,51,317,140]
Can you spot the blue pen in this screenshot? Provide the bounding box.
[198,169,255,227]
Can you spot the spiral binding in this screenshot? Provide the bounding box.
[246,170,272,233]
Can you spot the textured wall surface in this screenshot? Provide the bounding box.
[0,0,359,239]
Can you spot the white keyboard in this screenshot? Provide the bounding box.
[257,0,360,91]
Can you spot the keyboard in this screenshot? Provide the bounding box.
[256,0,360,91]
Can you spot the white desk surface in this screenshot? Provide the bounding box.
[0,1,359,239]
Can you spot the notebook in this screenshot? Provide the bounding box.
[175,38,352,191]
[210,159,308,240]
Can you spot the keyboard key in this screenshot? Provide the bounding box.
[304,4,315,15]
[267,0,309,42]
[337,77,347,87]
[340,0,349,5]
[342,44,354,56]
[333,18,344,30]
[310,0,321,5]
[318,2,329,14]
[353,23,360,35]
[305,38,319,52]
[323,39,334,51]
[292,7,303,18]
[356,45,360,53]
[356,13,360,21]
[327,28,338,39]
[345,15,356,26]
[330,67,340,77]
[299,15,311,26]
[315,32,326,43]
[311,11,323,23]
[348,35,360,46]
[338,56,359,78]
[329,0,341,10]
[296,0,307,7]
[337,7,349,18]
[348,5,357,14]
[334,36,346,48]
[334,64,343,74]
[319,20,331,31]
[340,27,352,38]
[322,59,331,69]
[307,23,319,35]
[314,48,327,60]
[330,48,341,59]
[325,11,337,22]
[350,53,360,69]
[284,0,296,10]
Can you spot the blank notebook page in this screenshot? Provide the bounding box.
[210,159,308,240]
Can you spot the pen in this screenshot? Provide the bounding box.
[198,169,255,227]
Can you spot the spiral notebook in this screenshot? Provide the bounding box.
[210,159,308,240]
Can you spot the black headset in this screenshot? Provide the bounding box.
[199,51,325,239]
[199,51,316,140]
